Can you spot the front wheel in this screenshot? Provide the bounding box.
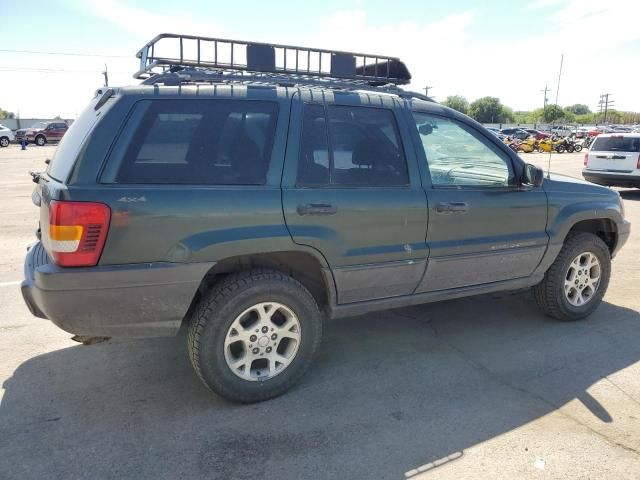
[187,269,323,403]
[555,145,565,153]
[574,144,583,152]
[533,232,611,321]
[0,137,9,147]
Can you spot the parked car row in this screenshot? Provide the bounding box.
[0,121,69,147]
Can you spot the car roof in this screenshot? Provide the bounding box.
[596,132,640,138]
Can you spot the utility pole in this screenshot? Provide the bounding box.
[598,93,614,124]
[424,85,433,97]
[102,64,109,87]
[540,84,549,110]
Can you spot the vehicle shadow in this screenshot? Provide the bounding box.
[1,291,639,479]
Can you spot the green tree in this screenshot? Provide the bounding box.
[501,105,515,123]
[565,104,591,115]
[0,107,15,119]
[543,104,565,123]
[468,97,506,123]
[442,95,469,115]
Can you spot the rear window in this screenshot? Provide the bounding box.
[102,99,278,185]
[47,105,100,181]
[591,136,640,152]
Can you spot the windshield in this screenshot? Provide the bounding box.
[30,122,47,130]
[591,136,640,152]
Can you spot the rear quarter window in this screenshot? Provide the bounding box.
[101,99,279,185]
[591,136,640,152]
[47,104,103,181]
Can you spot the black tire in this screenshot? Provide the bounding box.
[555,145,565,153]
[0,137,9,148]
[574,144,583,152]
[35,135,46,146]
[533,232,611,321]
[187,269,323,403]
[566,145,575,153]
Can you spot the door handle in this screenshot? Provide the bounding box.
[435,202,469,214]
[297,203,338,216]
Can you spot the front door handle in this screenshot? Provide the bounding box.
[435,202,469,214]
[297,203,338,216]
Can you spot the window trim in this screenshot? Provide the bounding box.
[99,98,280,187]
[411,110,519,190]
[296,102,411,189]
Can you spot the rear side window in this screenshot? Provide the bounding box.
[102,99,278,185]
[591,136,640,152]
[297,104,408,187]
[48,105,101,181]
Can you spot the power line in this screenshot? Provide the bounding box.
[0,66,129,74]
[0,48,128,58]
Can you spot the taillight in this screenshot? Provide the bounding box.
[46,200,111,267]
[584,152,589,166]
[637,155,640,169]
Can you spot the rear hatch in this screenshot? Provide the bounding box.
[32,89,117,263]
[586,135,640,172]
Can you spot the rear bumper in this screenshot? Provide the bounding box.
[582,170,640,188]
[21,242,214,338]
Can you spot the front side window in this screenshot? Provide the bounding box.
[413,112,514,187]
[298,104,409,187]
[103,99,278,185]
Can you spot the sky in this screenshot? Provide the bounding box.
[1,0,639,119]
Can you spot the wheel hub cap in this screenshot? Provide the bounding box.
[224,302,301,382]
[564,252,601,307]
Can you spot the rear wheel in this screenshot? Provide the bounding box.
[0,137,9,147]
[555,144,565,153]
[187,269,323,403]
[574,144,583,152]
[35,135,46,146]
[533,232,611,321]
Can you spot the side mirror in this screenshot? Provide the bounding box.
[522,163,544,187]
[418,124,434,135]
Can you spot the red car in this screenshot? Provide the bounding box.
[15,121,68,146]
[524,129,550,140]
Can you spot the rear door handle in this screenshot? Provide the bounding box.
[297,203,338,216]
[435,202,469,214]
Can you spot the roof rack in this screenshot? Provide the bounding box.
[135,33,412,87]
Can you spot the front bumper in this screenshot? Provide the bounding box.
[614,219,631,257]
[21,242,214,338]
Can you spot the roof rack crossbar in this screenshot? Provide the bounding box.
[135,33,412,86]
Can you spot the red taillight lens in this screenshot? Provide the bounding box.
[46,201,111,267]
[584,152,589,166]
[637,155,640,169]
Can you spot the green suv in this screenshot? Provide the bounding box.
[21,35,630,402]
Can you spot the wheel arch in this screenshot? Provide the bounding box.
[567,218,617,253]
[182,250,335,328]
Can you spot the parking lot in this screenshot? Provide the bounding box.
[1,145,639,479]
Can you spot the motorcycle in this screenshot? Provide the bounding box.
[503,136,520,152]
[516,137,538,153]
[537,137,565,153]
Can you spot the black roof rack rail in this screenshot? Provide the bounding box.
[135,33,412,86]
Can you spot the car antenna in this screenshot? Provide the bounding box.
[548,53,564,179]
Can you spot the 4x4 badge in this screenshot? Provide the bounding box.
[117,196,147,203]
